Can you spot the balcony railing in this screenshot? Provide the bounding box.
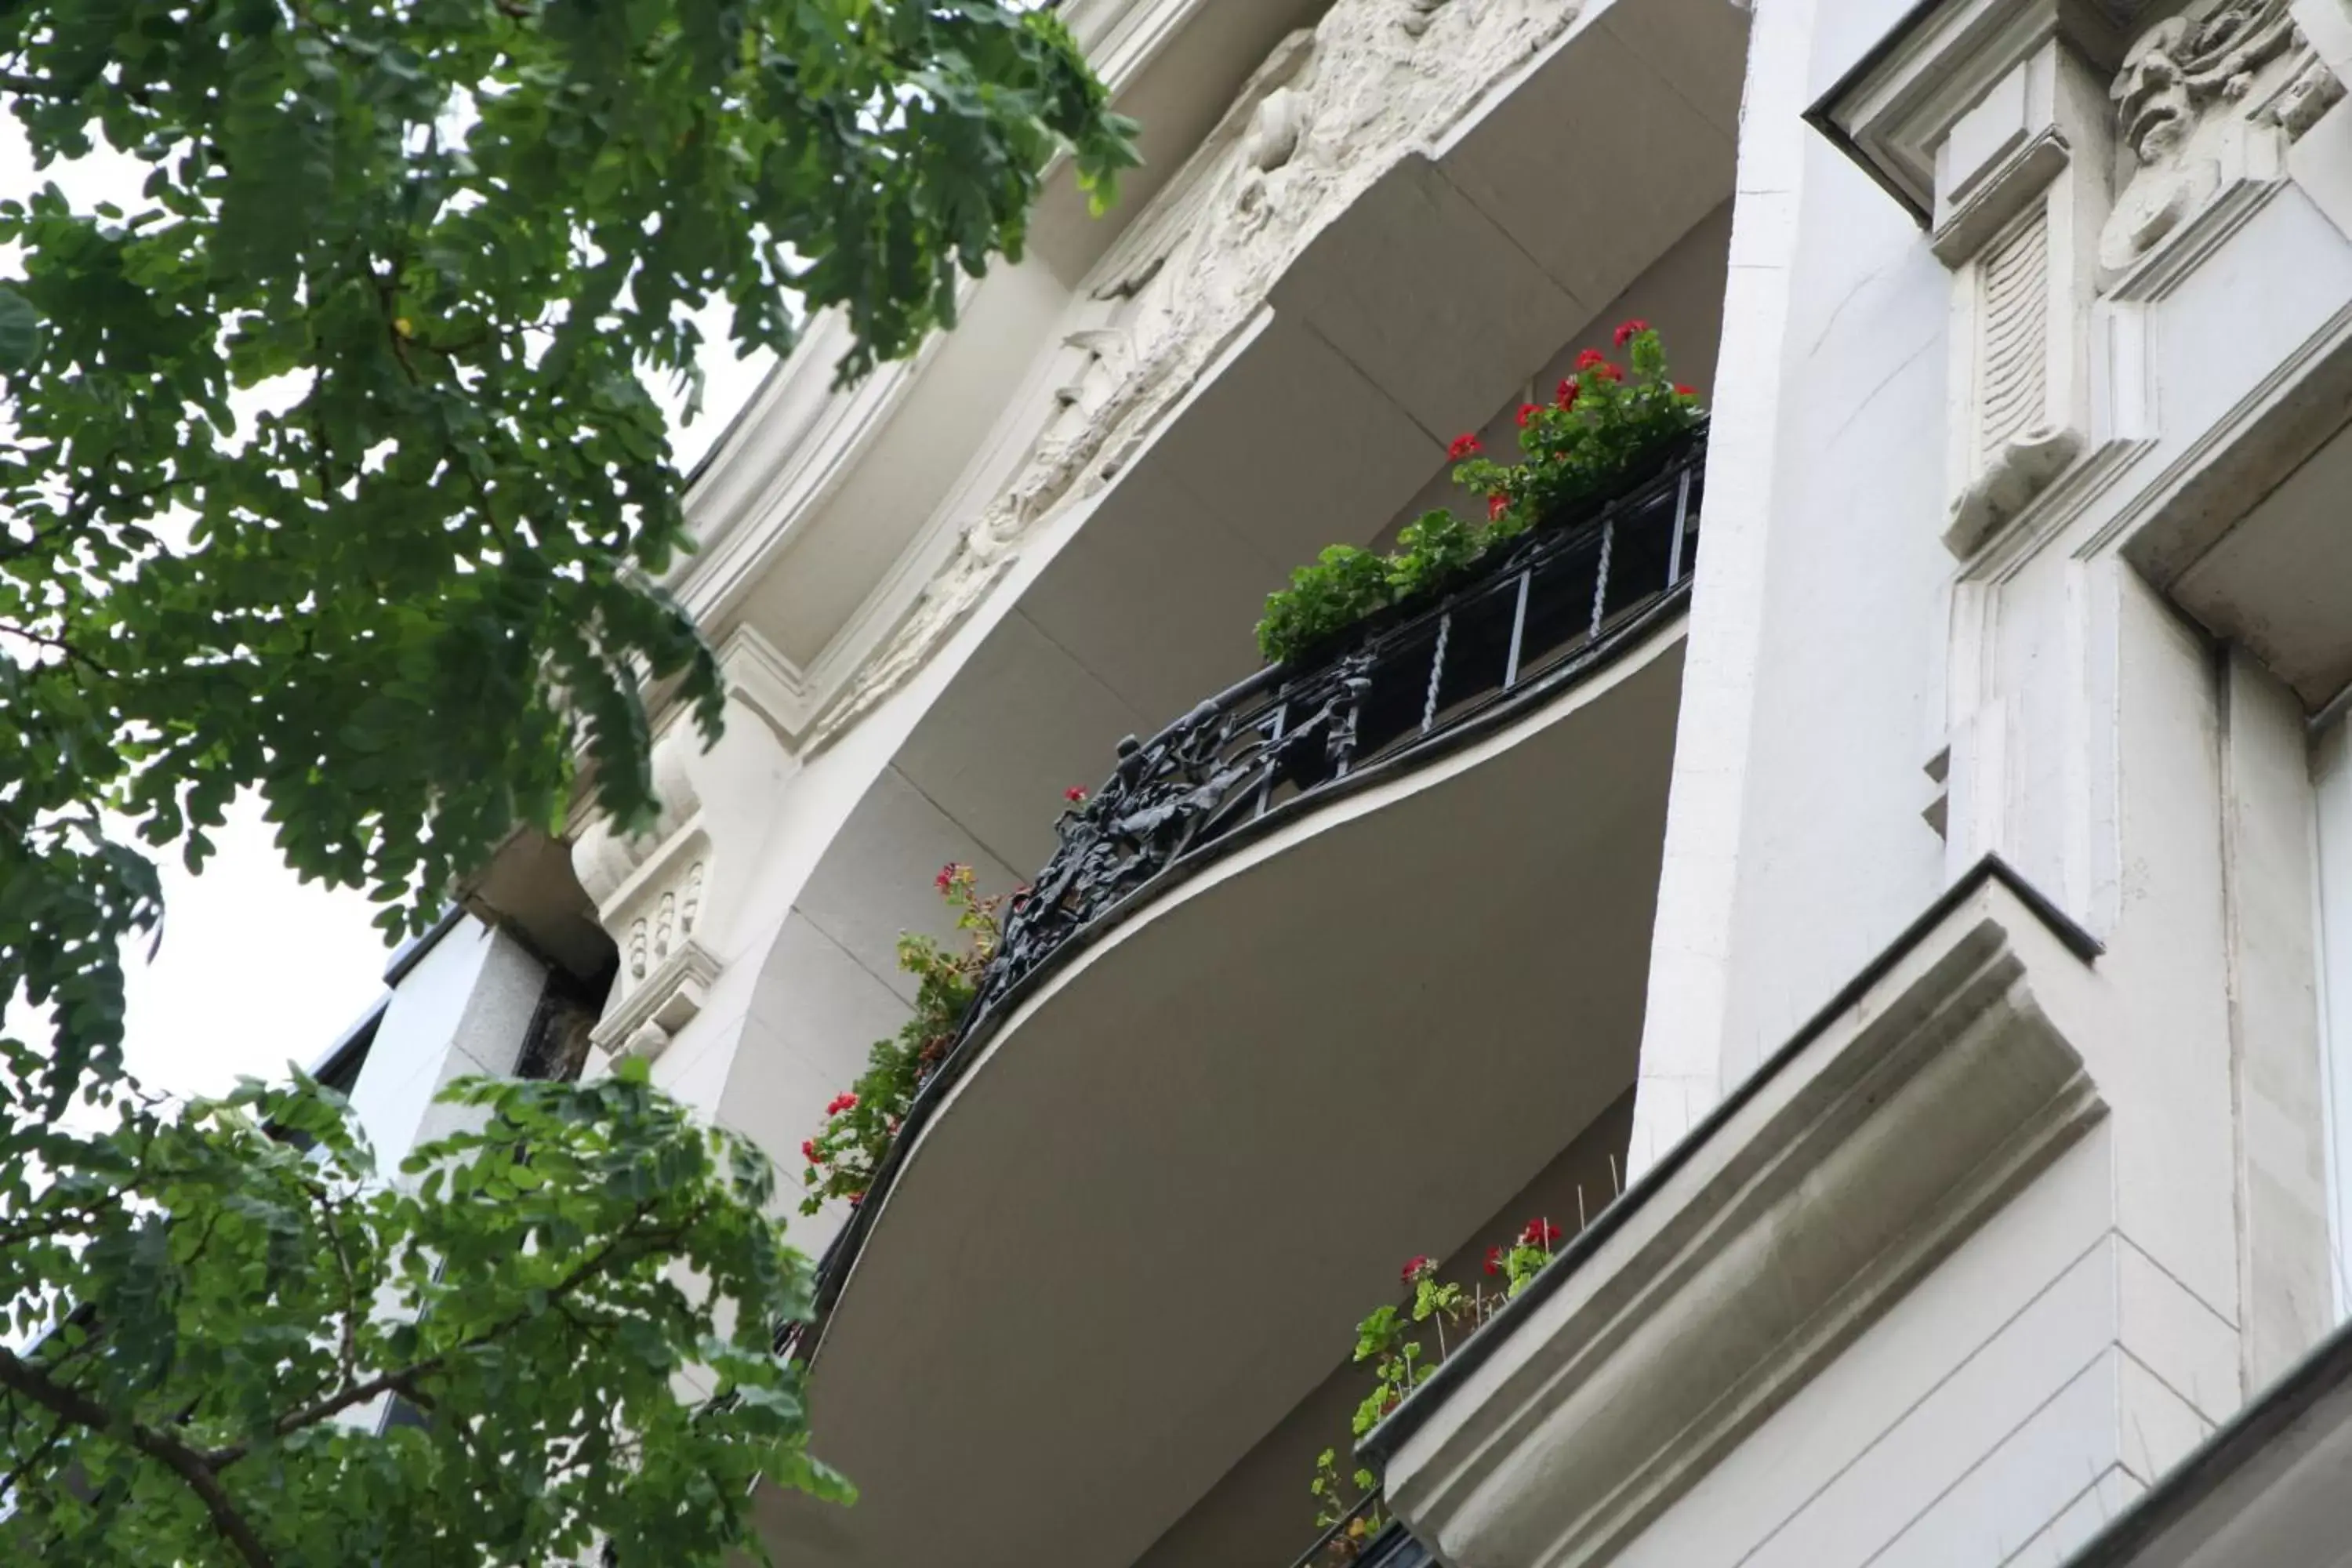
[790,427,1706,1348]
[970,427,1706,1036]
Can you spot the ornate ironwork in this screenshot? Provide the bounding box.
[973,429,1705,1031]
[789,427,1707,1346]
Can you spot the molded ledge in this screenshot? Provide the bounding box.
[1370,863,2107,1568]
[590,938,720,1062]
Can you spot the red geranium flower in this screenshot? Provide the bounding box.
[1675,383,1697,397]
[1613,318,1650,347]
[826,1092,858,1116]
[1555,376,1579,408]
[1065,786,1088,803]
[1483,1245,1504,1276]
[1575,348,1607,370]
[800,1138,822,1165]
[1515,402,1541,429]
[1447,432,1483,460]
[1400,1254,1434,1284]
[1591,361,1624,384]
[1518,1218,1563,1250]
[1488,493,1509,521]
[935,862,961,892]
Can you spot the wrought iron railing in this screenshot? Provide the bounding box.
[971,430,1705,1032]
[789,427,1706,1344]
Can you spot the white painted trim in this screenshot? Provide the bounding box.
[590,937,722,1058]
[1383,877,2107,1568]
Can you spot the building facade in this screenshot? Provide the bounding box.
[353,0,2352,1563]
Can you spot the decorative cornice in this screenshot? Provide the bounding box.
[1811,0,2127,223]
[1370,860,2107,1568]
[717,622,815,746]
[589,937,720,1062]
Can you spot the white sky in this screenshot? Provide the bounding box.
[6,118,778,1101]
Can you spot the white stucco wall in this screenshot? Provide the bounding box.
[1605,0,2352,1559]
[344,916,546,1166]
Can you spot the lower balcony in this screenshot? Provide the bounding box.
[756,445,1703,1568]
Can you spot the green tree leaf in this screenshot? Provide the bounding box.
[0,285,41,369]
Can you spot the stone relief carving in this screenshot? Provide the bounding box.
[1921,37,2115,556]
[569,724,716,1025]
[808,0,1581,747]
[2100,0,2342,280]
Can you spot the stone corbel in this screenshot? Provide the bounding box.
[589,937,720,1064]
[570,724,720,1042]
[1817,0,2121,557]
[1367,862,2107,1568]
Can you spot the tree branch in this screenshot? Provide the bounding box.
[0,1410,70,1503]
[0,1345,274,1568]
[212,1198,702,1468]
[319,1195,361,1389]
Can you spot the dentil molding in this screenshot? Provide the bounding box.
[1367,862,2106,1568]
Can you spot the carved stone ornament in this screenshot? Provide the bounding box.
[2099,0,2339,283]
[569,724,718,1018]
[807,0,1581,748]
[1934,38,2114,556]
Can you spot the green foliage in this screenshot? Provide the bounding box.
[799,862,1004,1216]
[1305,1226,1567,1552]
[1254,323,1702,664]
[0,0,1138,1112]
[1308,1446,1385,1562]
[0,1049,847,1566]
[0,7,1136,1559]
[1251,544,1394,671]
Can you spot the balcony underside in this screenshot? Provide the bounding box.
[757,612,1687,1568]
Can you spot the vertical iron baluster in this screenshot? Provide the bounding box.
[1254,698,1287,818]
[1590,517,1615,640]
[1503,568,1531,690]
[1421,612,1451,735]
[1330,662,1372,780]
[1666,463,1693,586]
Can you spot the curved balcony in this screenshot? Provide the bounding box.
[805,430,1704,1334]
[760,435,1704,1568]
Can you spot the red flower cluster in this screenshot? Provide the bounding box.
[1518,1218,1563,1250]
[1675,383,1697,397]
[1487,493,1509,521]
[1613,317,1650,347]
[1591,361,1623,383]
[935,862,966,892]
[1483,1244,1504,1276]
[1400,1254,1435,1284]
[1448,432,1483,460]
[1555,376,1579,408]
[801,1138,822,1165]
[1574,347,1607,370]
[1515,401,1541,429]
[1065,786,1088,803]
[826,1092,858,1116]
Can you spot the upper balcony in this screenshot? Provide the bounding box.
[757,422,1707,1566]
[458,1,1750,1563]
